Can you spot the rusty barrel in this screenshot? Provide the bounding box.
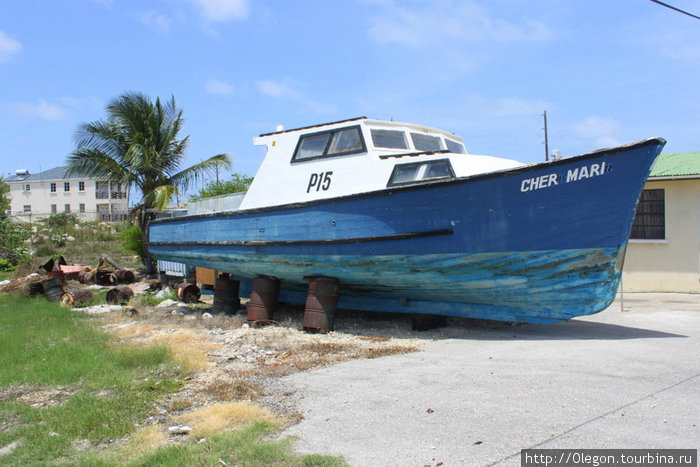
[246,276,280,325]
[77,269,96,284]
[96,270,117,286]
[106,286,134,304]
[27,281,44,296]
[176,282,201,303]
[42,278,65,302]
[303,277,339,332]
[213,274,240,315]
[113,269,135,284]
[60,290,94,308]
[46,269,65,284]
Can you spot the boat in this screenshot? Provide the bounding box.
[148,117,666,324]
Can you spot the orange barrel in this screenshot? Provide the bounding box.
[113,269,135,284]
[105,286,134,304]
[42,278,65,302]
[59,290,94,308]
[213,274,240,315]
[302,277,339,332]
[246,276,280,325]
[176,282,201,303]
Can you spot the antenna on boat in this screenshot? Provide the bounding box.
[542,110,549,161]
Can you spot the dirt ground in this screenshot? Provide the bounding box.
[91,294,435,430]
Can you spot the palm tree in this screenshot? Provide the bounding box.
[66,92,230,274]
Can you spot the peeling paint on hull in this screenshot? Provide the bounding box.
[149,138,665,323]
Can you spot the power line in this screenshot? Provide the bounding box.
[650,0,700,21]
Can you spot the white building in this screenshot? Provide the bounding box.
[5,166,129,222]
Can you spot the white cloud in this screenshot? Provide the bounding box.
[257,79,336,114]
[12,99,69,121]
[0,29,22,62]
[135,10,173,34]
[257,79,300,99]
[368,0,552,48]
[572,116,622,148]
[189,0,249,22]
[205,78,234,95]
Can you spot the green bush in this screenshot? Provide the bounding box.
[41,212,81,234]
[0,219,30,267]
[122,225,144,259]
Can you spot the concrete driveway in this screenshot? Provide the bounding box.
[281,293,700,466]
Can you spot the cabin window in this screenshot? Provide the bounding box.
[411,133,443,152]
[445,138,466,154]
[292,125,365,162]
[387,159,455,187]
[371,129,408,149]
[630,189,665,240]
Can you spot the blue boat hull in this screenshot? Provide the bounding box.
[149,138,665,323]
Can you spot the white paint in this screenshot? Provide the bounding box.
[238,118,523,211]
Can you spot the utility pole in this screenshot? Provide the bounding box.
[543,110,549,162]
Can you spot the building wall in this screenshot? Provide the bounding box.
[622,179,700,293]
[7,176,129,222]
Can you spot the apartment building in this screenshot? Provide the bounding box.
[5,166,129,222]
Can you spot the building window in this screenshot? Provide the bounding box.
[22,184,30,192]
[50,183,57,193]
[79,181,85,191]
[51,204,57,214]
[630,189,665,240]
[64,204,71,213]
[79,203,85,213]
[64,182,70,192]
[23,205,31,213]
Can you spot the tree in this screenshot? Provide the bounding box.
[0,177,9,219]
[0,177,30,267]
[188,173,253,201]
[66,92,230,274]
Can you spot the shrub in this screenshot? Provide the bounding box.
[0,219,31,267]
[123,225,144,259]
[41,212,81,234]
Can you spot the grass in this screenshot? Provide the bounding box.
[0,294,346,466]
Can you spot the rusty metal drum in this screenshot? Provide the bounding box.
[213,274,240,315]
[42,278,64,302]
[246,276,280,325]
[302,277,339,332]
[113,269,135,284]
[106,286,134,304]
[176,282,201,303]
[60,290,94,308]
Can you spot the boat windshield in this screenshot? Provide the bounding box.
[445,138,466,154]
[293,126,366,162]
[371,129,409,149]
[411,133,443,152]
[387,159,455,187]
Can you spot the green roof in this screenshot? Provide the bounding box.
[649,151,700,178]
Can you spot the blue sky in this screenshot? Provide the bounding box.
[2,0,699,195]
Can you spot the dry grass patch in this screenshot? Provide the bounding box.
[202,377,265,402]
[173,401,276,437]
[106,322,218,372]
[125,425,169,454]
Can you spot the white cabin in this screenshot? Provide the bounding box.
[238,117,523,211]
